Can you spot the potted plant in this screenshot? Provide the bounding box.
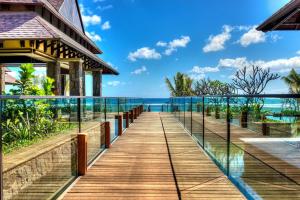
[206,106,211,116]
[215,105,220,119]
[240,105,248,128]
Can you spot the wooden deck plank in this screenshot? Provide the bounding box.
[62,112,245,200]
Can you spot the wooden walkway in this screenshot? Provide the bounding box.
[62,112,245,200]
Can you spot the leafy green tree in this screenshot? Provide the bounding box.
[10,64,43,95]
[194,78,235,95]
[282,69,300,94]
[165,72,194,97]
[42,77,55,96]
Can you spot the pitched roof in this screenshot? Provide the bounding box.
[0,12,58,39]
[0,12,118,75]
[257,0,300,32]
[47,0,64,10]
[0,0,101,54]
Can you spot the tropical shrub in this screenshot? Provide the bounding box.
[2,64,71,153]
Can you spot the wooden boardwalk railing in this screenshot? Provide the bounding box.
[62,112,245,200]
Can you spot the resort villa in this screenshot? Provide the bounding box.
[0,0,300,200]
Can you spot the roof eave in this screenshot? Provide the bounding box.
[257,0,300,32]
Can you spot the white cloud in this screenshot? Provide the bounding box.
[218,57,249,68]
[238,26,266,47]
[128,47,161,61]
[296,50,300,55]
[189,73,206,80]
[86,31,102,42]
[80,4,102,27]
[101,21,111,30]
[82,15,101,26]
[189,66,219,80]
[190,66,220,74]
[156,41,167,47]
[131,66,147,75]
[107,81,123,87]
[97,5,113,11]
[203,25,233,53]
[218,56,300,73]
[164,36,191,56]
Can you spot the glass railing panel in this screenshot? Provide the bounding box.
[191,97,204,146]
[185,97,192,133]
[2,97,78,200]
[178,97,185,125]
[228,96,300,199]
[105,98,119,142]
[81,97,105,164]
[119,98,127,130]
[203,96,229,174]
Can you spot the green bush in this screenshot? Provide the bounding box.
[2,64,72,153]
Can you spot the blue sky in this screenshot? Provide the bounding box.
[80,0,298,97]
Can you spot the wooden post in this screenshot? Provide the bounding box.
[77,133,87,176]
[115,115,123,136]
[134,108,137,119]
[130,110,134,123]
[124,112,129,128]
[105,121,111,148]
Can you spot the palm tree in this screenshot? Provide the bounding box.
[282,69,300,94]
[165,72,194,97]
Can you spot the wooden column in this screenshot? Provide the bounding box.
[134,108,137,119]
[115,115,123,136]
[124,112,129,128]
[92,70,102,97]
[130,110,134,123]
[77,133,87,176]
[105,122,111,148]
[69,60,83,96]
[47,62,61,95]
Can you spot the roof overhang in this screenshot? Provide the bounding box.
[257,0,300,32]
[0,12,119,75]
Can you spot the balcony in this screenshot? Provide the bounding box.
[1,95,300,200]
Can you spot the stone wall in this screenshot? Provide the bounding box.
[3,137,77,200]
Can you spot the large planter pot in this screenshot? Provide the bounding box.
[262,122,270,136]
[240,111,248,128]
[206,107,211,116]
[215,106,220,119]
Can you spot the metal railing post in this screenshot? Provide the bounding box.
[183,98,186,127]
[117,98,120,115]
[104,98,107,121]
[191,97,193,136]
[226,97,231,177]
[202,96,205,149]
[77,98,81,133]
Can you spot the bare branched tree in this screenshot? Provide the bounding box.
[232,65,280,95]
